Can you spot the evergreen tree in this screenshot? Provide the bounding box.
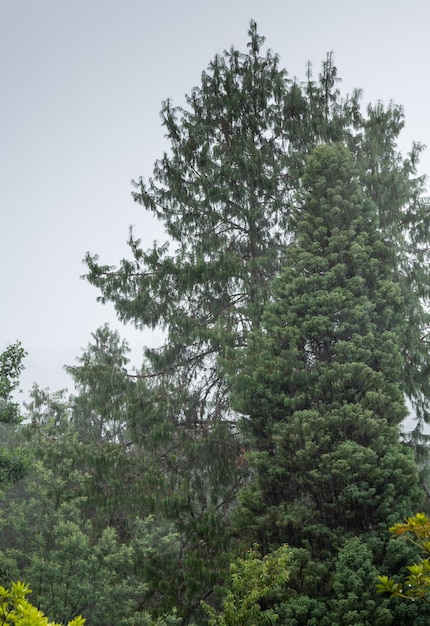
[229,143,425,624]
[83,21,430,621]
[64,326,144,538]
[84,24,366,434]
[24,329,157,544]
[84,22,430,459]
[65,325,133,446]
[0,383,182,626]
[20,333,213,622]
[86,22,297,616]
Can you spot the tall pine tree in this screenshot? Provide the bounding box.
[83,22,430,621]
[230,143,425,625]
[85,22,430,450]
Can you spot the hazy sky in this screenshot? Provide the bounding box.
[2,0,430,399]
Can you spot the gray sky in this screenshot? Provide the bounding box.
[2,0,430,399]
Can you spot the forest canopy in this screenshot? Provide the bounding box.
[3,21,430,626]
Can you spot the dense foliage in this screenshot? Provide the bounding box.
[82,23,430,618]
[0,581,84,626]
[3,21,430,625]
[202,545,290,625]
[0,343,28,492]
[377,513,430,603]
[229,142,425,623]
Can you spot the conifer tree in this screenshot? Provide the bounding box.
[1,378,183,626]
[83,22,430,620]
[84,22,430,453]
[63,326,143,537]
[24,331,162,544]
[229,143,426,624]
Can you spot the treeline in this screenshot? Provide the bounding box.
[2,21,430,625]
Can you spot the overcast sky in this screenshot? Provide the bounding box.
[2,0,430,400]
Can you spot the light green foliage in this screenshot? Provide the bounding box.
[377,513,430,603]
[202,545,289,626]
[0,581,85,626]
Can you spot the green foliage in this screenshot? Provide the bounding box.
[0,342,26,425]
[202,545,290,626]
[0,343,28,492]
[65,325,135,445]
[17,338,204,622]
[63,327,146,538]
[0,581,85,626]
[81,23,430,619]
[3,22,428,626]
[333,537,392,625]
[85,29,291,597]
[0,408,181,626]
[377,513,430,604]
[0,447,27,491]
[84,22,430,444]
[230,143,423,624]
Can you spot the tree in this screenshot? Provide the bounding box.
[65,325,134,445]
[0,581,180,626]
[201,545,290,626]
[0,420,181,626]
[86,22,297,615]
[0,581,84,626]
[84,23,365,435]
[0,342,26,425]
[229,143,425,624]
[83,21,430,620]
[83,22,430,466]
[63,326,145,539]
[16,334,203,622]
[377,513,430,603]
[0,342,185,626]
[0,343,28,492]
